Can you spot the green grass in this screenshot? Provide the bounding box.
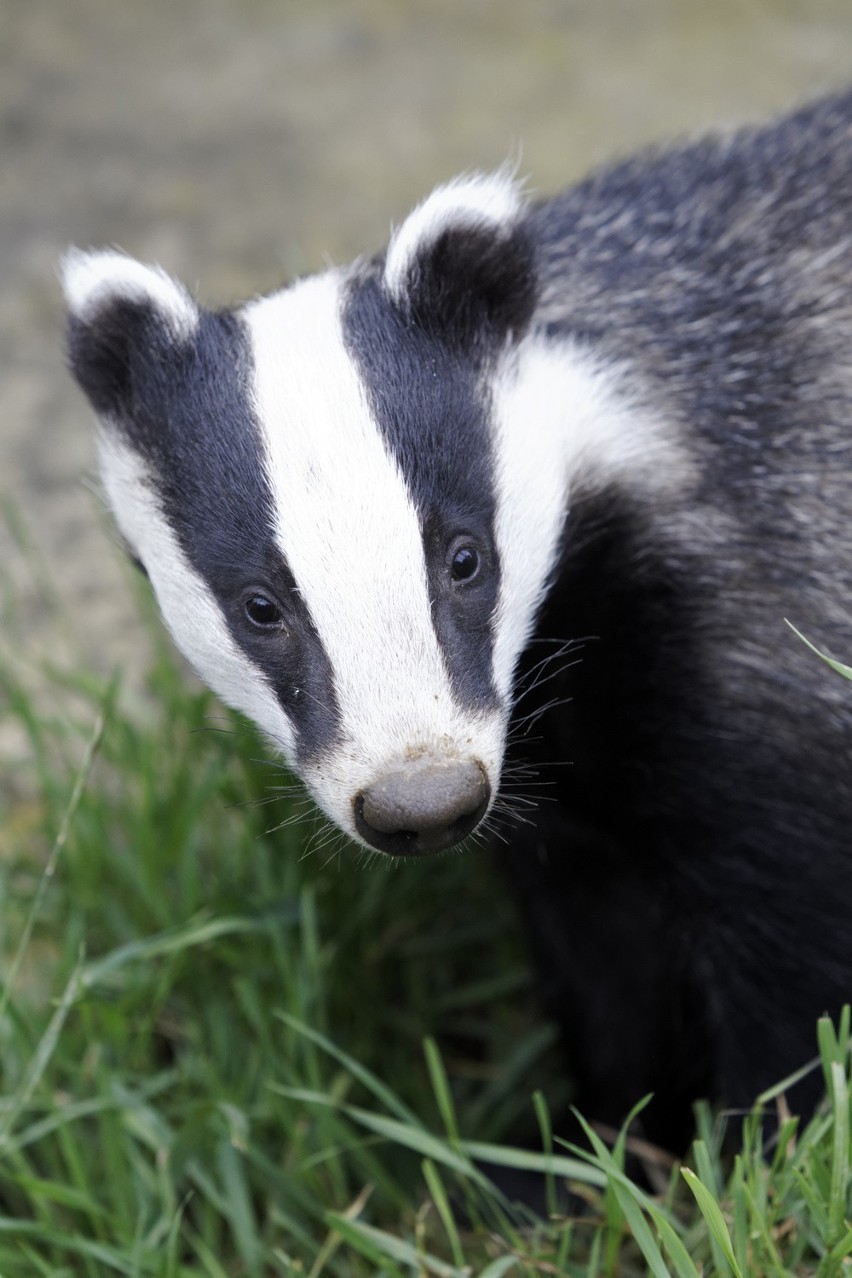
[1,554,851,1274]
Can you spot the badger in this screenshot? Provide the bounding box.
[63,91,852,1153]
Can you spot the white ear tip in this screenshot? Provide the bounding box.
[61,247,198,339]
[384,171,526,303]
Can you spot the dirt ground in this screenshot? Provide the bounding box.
[2,0,852,740]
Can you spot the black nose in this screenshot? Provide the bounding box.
[354,758,491,856]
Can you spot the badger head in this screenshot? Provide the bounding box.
[63,174,587,856]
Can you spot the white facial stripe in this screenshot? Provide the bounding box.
[97,434,297,755]
[62,248,198,340]
[491,339,690,698]
[242,272,505,832]
[383,171,524,306]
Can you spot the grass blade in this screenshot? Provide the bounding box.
[785,622,852,680]
[275,1012,420,1126]
[325,1214,466,1276]
[0,703,105,1028]
[423,1037,459,1145]
[682,1167,742,1277]
[827,1060,850,1245]
[0,956,85,1150]
[421,1158,465,1270]
[462,1138,606,1188]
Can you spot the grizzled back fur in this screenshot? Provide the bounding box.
[64,93,852,1152]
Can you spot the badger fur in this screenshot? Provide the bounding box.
[64,93,852,1152]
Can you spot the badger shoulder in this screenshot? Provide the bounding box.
[519,92,852,600]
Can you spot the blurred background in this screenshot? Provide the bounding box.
[2,0,852,707]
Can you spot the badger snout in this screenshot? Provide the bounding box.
[354,757,490,856]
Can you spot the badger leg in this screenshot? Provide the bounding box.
[497,808,713,1156]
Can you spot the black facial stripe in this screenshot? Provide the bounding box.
[114,307,341,762]
[342,270,500,711]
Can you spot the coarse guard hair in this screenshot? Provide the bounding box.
[64,91,852,1153]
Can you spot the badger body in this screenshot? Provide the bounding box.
[65,92,852,1151]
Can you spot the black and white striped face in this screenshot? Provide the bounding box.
[64,174,673,855]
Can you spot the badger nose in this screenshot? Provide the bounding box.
[354,758,490,856]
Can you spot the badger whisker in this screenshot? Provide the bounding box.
[511,637,590,706]
[510,695,575,735]
[264,805,316,836]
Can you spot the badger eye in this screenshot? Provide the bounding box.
[244,593,283,629]
[447,539,481,584]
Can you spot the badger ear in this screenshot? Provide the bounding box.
[382,171,536,349]
[61,249,199,416]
